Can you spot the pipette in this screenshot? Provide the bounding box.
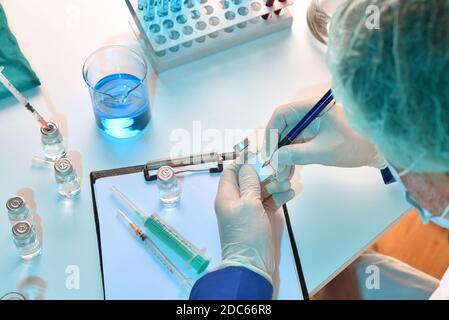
[0,66,49,128]
[117,209,192,289]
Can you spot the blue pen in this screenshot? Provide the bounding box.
[262,89,396,185]
[262,89,335,167]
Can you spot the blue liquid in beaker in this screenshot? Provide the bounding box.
[93,73,150,139]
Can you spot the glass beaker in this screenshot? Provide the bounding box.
[307,0,345,45]
[83,46,151,139]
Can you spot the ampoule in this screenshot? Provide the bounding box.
[40,122,66,160]
[6,196,34,227]
[12,221,41,261]
[54,158,81,199]
[157,166,180,207]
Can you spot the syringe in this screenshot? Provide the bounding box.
[0,66,49,128]
[117,209,192,289]
[111,186,210,274]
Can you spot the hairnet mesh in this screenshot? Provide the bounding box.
[327,0,449,172]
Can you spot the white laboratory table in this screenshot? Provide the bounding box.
[0,0,410,299]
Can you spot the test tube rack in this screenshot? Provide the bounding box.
[126,0,294,72]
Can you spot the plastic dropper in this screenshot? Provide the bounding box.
[0,66,49,128]
[117,209,192,289]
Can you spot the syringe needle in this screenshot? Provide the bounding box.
[117,209,192,289]
[111,186,147,222]
[111,186,210,275]
[31,156,55,169]
[0,66,48,128]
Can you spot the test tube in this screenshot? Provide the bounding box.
[221,0,230,9]
[138,0,146,10]
[262,0,275,20]
[144,0,156,21]
[171,0,182,12]
[157,0,169,17]
[275,0,287,15]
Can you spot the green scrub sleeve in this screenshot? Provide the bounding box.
[0,4,40,100]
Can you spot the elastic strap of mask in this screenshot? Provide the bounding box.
[405,191,430,224]
[397,151,427,177]
[441,203,449,219]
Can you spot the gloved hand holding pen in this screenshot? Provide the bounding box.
[263,99,387,169]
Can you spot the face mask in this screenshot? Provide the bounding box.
[388,164,449,228]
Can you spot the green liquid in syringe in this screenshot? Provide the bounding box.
[144,213,210,274]
[110,187,210,274]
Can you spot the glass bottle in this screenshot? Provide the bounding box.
[54,158,81,199]
[40,122,66,160]
[157,166,180,207]
[12,221,41,260]
[6,196,34,226]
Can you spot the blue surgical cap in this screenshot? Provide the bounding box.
[327,0,449,172]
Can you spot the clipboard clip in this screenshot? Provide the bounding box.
[144,152,224,181]
[143,138,250,182]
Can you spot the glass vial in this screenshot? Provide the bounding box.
[12,221,41,260]
[41,122,66,160]
[157,166,180,207]
[6,196,34,226]
[54,158,81,199]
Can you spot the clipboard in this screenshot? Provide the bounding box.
[89,151,309,300]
